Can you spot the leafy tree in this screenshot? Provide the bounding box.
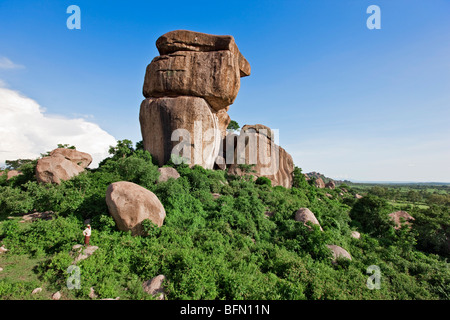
[5,159,34,170]
[227,120,240,131]
[108,139,134,159]
[349,194,395,238]
[255,176,272,187]
[292,166,309,189]
[57,144,76,149]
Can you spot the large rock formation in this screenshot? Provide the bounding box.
[36,148,92,185]
[140,30,249,169]
[105,181,166,236]
[226,124,294,188]
[50,148,92,168]
[140,96,222,168]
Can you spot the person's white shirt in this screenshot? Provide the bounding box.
[83,227,91,237]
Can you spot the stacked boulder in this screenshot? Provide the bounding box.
[140,30,250,169]
[35,148,92,184]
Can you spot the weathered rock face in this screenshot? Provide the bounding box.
[325,180,335,189]
[226,124,294,188]
[216,107,231,139]
[140,96,221,169]
[157,167,181,183]
[36,154,85,185]
[143,275,166,300]
[105,181,166,236]
[327,245,352,263]
[155,30,251,77]
[294,208,323,231]
[389,211,415,230]
[140,30,249,169]
[6,170,21,180]
[35,148,92,185]
[143,50,241,112]
[315,177,325,188]
[50,148,92,168]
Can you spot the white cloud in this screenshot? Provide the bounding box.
[0,86,117,168]
[0,56,24,69]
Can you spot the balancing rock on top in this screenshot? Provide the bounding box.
[140,30,249,169]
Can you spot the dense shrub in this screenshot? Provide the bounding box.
[0,140,449,300]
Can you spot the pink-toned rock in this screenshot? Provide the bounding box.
[389,211,415,230]
[52,291,61,300]
[355,194,363,199]
[226,124,294,188]
[315,177,325,188]
[351,231,361,239]
[143,50,241,112]
[155,30,250,77]
[31,288,42,295]
[157,167,180,183]
[294,208,323,231]
[50,148,92,168]
[142,275,166,300]
[6,170,21,180]
[106,182,166,236]
[139,96,222,169]
[36,154,85,185]
[327,245,352,263]
[325,180,336,189]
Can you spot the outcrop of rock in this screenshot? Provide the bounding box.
[142,275,166,300]
[226,124,294,188]
[389,211,415,230]
[157,167,181,183]
[325,180,336,189]
[155,30,251,77]
[35,148,92,185]
[50,148,92,168]
[105,181,166,236]
[294,208,323,231]
[326,245,352,263]
[73,245,99,263]
[315,177,325,188]
[355,194,363,199]
[6,170,21,180]
[140,30,249,169]
[140,96,222,168]
[19,211,54,223]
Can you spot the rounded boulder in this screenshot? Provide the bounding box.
[105,181,166,236]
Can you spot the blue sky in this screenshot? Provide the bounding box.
[0,0,449,181]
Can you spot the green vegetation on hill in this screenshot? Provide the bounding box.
[0,141,449,300]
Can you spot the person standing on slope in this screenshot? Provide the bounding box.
[83,224,91,246]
